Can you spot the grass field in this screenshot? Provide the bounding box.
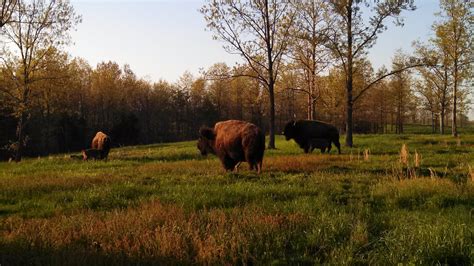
[1,134,473,265]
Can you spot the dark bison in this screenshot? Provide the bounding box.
[91,131,111,159]
[197,120,265,173]
[308,138,332,153]
[82,149,105,160]
[283,120,341,154]
[0,149,12,162]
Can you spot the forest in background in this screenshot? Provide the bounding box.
[0,0,472,159]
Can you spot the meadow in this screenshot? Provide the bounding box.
[0,133,473,265]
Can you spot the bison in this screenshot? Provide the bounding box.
[197,120,265,173]
[308,138,332,153]
[82,148,105,160]
[91,131,111,159]
[283,120,341,154]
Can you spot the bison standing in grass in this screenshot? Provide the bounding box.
[197,120,265,173]
[89,131,111,160]
[283,120,341,154]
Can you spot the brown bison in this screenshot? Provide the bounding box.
[197,120,265,173]
[91,131,111,159]
[283,120,341,154]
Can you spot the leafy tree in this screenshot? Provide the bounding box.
[414,43,451,134]
[432,0,473,136]
[0,0,80,161]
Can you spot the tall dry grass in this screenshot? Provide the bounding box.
[400,144,409,166]
[1,201,310,265]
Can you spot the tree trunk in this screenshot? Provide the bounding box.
[431,111,435,133]
[15,112,26,162]
[345,1,353,147]
[268,81,276,149]
[440,109,445,134]
[452,61,458,137]
[345,81,353,147]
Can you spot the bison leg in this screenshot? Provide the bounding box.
[256,160,263,174]
[333,139,341,154]
[222,156,237,172]
[303,146,310,153]
[234,161,242,172]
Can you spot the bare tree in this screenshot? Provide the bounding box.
[288,0,330,120]
[0,0,80,161]
[325,0,417,147]
[201,0,295,149]
[0,0,16,28]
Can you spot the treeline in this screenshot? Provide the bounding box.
[0,0,472,159]
[0,51,470,156]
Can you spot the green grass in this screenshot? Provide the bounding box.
[1,134,473,265]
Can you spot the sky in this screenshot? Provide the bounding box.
[68,0,441,83]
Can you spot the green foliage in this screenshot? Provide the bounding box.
[0,135,473,264]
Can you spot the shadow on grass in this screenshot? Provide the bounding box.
[0,241,190,266]
[118,153,201,163]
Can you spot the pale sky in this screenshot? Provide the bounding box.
[68,0,440,83]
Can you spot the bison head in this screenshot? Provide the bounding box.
[283,120,297,140]
[197,127,215,156]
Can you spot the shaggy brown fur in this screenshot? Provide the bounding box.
[82,149,105,160]
[283,120,341,154]
[197,120,265,173]
[91,131,111,159]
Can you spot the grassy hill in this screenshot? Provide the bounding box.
[1,135,473,265]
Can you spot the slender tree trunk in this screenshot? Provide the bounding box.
[264,0,276,149]
[15,111,26,162]
[268,81,276,149]
[452,61,458,137]
[440,109,445,134]
[307,94,312,120]
[431,111,435,133]
[345,2,353,147]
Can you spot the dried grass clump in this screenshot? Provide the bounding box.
[414,150,421,168]
[363,149,370,161]
[399,144,409,166]
[428,168,438,179]
[468,165,474,182]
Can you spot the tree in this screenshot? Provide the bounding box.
[325,0,416,147]
[389,52,413,134]
[0,0,16,28]
[0,0,80,161]
[288,0,330,120]
[414,43,451,134]
[433,0,473,137]
[201,0,295,149]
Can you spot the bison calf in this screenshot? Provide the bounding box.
[197,120,265,173]
[284,120,341,154]
[82,149,105,160]
[308,138,332,153]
